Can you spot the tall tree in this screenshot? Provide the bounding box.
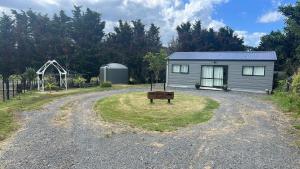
[257,31,289,71]
[176,22,193,51]
[71,6,105,77]
[27,10,52,67]
[258,1,300,75]
[173,20,245,52]
[191,20,203,51]
[12,10,33,73]
[280,1,300,73]
[217,27,245,51]
[146,24,162,53]
[0,14,15,99]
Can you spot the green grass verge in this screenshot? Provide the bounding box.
[94,92,219,132]
[0,84,147,141]
[270,91,300,147]
[270,91,300,119]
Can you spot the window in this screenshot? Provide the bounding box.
[181,65,189,73]
[172,64,189,74]
[172,65,181,73]
[242,66,265,76]
[253,67,265,76]
[242,66,253,76]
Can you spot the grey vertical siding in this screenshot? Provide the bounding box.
[99,67,105,82]
[167,60,274,92]
[99,67,128,84]
[106,69,128,84]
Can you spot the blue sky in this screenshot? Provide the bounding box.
[213,0,295,32]
[0,0,297,47]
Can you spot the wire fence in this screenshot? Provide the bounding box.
[0,80,38,102]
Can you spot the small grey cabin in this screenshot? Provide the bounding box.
[100,63,128,84]
[166,51,277,93]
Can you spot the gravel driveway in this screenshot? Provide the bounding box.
[0,88,299,169]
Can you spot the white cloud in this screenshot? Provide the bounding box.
[0,0,228,45]
[104,20,118,33]
[271,0,282,7]
[235,31,266,47]
[0,6,12,16]
[258,11,283,23]
[207,20,225,29]
[31,0,60,7]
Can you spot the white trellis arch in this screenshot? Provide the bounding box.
[36,60,68,91]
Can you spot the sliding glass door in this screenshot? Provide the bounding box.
[201,66,227,88]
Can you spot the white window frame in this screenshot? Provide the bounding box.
[172,65,181,73]
[172,64,189,74]
[242,66,265,76]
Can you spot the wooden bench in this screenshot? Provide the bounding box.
[147,91,174,103]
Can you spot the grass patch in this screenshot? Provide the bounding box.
[94,92,219,132]
[270,91,300,147]
[270,91,300,119]
[0,84,147,141]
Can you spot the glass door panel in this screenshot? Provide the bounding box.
[201,66,225,87]
[201,66,213,87]
[213,66,223,87]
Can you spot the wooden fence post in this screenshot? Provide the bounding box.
[2,80,5,101]
[5,79,9,100]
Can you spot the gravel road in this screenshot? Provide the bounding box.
[0,88,299,169]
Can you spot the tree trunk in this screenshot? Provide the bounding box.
[2,80,5,101]
[5,78,9,100]
[30,80,32,90]
[155,72,159,83]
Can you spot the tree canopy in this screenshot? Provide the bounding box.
[144,49,167,82]
[258,1,300,75]
[0,6,162,82]
[169,21,245,53]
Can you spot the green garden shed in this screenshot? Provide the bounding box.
[99,63,128,84]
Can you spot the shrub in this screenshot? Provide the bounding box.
[45,82,58,92]
[292,72,300,94]
[275,80,289,92]
[272,91,300,118]
[101,81,112,88]
[129,77,136,84]
[23,67,37,90]
[44,75,57,84]
[90,77,99,86]
[73,75,86,88]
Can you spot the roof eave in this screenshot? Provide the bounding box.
[168,59,277,61]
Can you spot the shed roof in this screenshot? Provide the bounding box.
[169,51,277,61]
[101,63,128,69]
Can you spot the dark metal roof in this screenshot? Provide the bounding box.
[169,51,277,61]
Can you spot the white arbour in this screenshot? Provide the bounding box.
[36,60,67,91]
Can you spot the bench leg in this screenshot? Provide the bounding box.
[150,99,153,103]
[168,99,170,104]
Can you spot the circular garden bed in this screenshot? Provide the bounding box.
[94,92,219,132]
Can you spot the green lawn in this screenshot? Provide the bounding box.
[94,92,219,132]
[270,91,300,146]
[270,91,300,119]
[0,84,147,141]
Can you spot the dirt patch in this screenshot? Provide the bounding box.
[52,101,77,127]
[150,142,164,148]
